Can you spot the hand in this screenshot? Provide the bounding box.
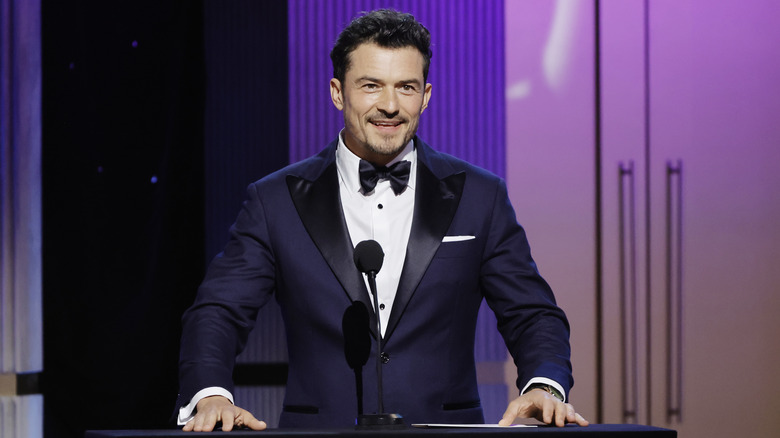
[498,389,589,427]
[182,395,267,432]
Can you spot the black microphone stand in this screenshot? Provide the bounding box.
[356,269,405,429]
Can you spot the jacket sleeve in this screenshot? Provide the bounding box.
[478,178,574,396]
[177,182,277,408]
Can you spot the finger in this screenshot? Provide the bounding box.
[182,419,194,432]
[565,404,575,418]
[562,403,589,426]
[498,399,521,426]
[554,402,567,427]
[573,412,589,426]
[563,403,577,425]
[190,413,206,432]
[241,411,267,431]
[540,398,555,425]
[498,407,516,426]
[221,408,236,432]
[197,409,219,432]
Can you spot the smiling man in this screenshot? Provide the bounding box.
[176,9,588,431]
[330,42,431,165]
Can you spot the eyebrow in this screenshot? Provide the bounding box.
[355,76,422,87]
[398,79,423,87]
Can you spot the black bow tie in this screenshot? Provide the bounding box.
[358,159,411,195]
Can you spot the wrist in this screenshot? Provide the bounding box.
[525,383,564,402]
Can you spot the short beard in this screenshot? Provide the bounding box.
[364,135,411,157]
[364,121,418,158]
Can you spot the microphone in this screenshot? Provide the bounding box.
[353,240,405,429]
[354,239,384,275]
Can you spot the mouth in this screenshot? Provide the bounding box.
[369,119,404,129]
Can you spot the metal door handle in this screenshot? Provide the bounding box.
[618,161,639,422]
[665,160,684,422]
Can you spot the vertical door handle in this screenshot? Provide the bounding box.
[665,160,684,422]
[618,161,639,422]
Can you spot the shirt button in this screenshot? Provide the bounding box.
[377,203,383,209]
[379,303,385,310]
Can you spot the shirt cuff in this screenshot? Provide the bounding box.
[521,377,567,403]
[177,387,235,426]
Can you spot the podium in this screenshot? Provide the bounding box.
[86,424,675,437]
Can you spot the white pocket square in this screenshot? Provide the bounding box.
[442,235,475,242]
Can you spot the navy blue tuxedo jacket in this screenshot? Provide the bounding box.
[178,137,573,427]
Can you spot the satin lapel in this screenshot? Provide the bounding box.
[383,161,466,342]
[286,164,376,335]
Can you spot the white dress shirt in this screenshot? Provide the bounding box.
[335,134,416,336]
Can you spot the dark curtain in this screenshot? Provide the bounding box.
[42,1,205,436]
[202,0,289,265]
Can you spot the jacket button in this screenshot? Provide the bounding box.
[380,352,390,364]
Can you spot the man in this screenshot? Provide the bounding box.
[177,9,588,431]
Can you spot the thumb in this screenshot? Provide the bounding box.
[498,404,518,426]
[242,412,267,431]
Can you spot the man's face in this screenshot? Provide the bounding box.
[330,43,432,165]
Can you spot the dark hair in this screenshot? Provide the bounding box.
[330,9,432,83]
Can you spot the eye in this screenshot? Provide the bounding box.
[399,84,418,94]
[363,83,379,91]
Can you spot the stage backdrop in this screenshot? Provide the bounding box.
[41,0,510,435]
[42,1,206,436]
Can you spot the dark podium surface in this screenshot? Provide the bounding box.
[85,424,675,438]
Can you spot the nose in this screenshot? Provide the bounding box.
[377,88,400,117]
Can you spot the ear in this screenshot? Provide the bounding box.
[420,82,432,113]
[330,78,344,111]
